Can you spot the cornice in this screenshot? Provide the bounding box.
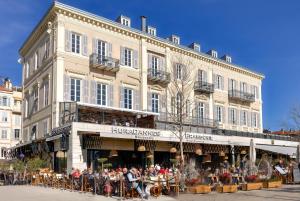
[20,2,265,81]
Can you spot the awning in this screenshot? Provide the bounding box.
[77,102,159,116]
[46,134,63,141]
[12,141,33,149]
[256,144,297,156]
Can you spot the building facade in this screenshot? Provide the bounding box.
[17,2,299,173]
[0,79,22,159]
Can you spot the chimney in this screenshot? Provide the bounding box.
[141,16,147,32]
[4,78,12,90]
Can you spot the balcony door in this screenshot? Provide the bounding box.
[97,40,106,62]
[151,56,159,77]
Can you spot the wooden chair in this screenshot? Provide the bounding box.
[168,175,179,196]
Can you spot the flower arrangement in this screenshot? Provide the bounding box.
[185,178,201,186]
[245,175,258,183]
[219,172,232,185]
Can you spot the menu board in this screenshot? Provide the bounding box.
[293,167,300,183]
[275,166,287,175]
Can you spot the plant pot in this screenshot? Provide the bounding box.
[263,180,282,188]
[187,185,211,194]
[216,185,238,193]
[242,182,263,191]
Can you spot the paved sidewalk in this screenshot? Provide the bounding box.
[0,185,299,201]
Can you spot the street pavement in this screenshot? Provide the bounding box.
[0,185,299,201]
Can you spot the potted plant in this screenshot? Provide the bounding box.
[217,172,238,193]
[262,176,282,188]
[242,175,263,191]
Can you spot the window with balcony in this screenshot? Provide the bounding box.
[241,110,247,126]
[252,112,258,128]
[97,83,107,106]
[215,75,223,90]
[151,56,159,76]
[124,48,132,67]
[216,106,222,123]
[124,88,133,109]
[14,129,20,139]
[71,33,81,54]
[1,148,6,158]
[151,93,159,113]
[1,130,7,139]
[70,78,81,102]
[197,102,205,120]
[229,108,237,125]
[241,82,247,93]
[97,40,106,57]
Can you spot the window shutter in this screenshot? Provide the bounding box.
[90,80,96,104]
[213,74,217,87]
[107,43,112,58]
[173,64,177,80]
[159,57,165,71]
[134,89,140,110]
[204,102,209,119]
[258,113,261,128]
[108,85,114,106]
[221,76,224,90]
[236,109,239,125]
[120,47,125,65]
[65,30,71,52]
[92,38,98,54]
[133,50,138,69]
[147,92,152,111]
[222,106,225,123]
[39,46,44,66]
[82,79,89,103]
[228,78,232,91]
[82,35,88,56]
[203,70,208,83]
[213,105,217,121]
[228,108,232,124]
[40,85,44,108]
[256,86,260,100]
[240,110,244,125]
[247,111,251,127]
[120,86,124,108]
[63,74,70,101]
[148,54,152,69]
[160,94,166,113]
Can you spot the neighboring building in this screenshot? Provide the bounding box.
[16,2,299,173]
[0,78,22,159]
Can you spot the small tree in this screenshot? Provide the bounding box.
[26,157,47,173]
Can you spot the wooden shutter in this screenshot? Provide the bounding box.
[120,86,124,108]
[65,30,71,52]
[92,38,98,54]
[148,54,152,69]
[82,35,88,56]
[63,74,70,101]
[120,47,125,65]
[107,43,112,57]
[221,106,225,123]
[107,84,113,106]
[133,50,138,69]
[228,108,232,124]
[82,79,89,103]
[134,89,140,110]
[90,80,97,104]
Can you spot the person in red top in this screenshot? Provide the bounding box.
[72,169,81,179]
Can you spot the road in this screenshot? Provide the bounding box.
[0,185,299,201]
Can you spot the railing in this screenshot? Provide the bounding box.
[155,112,218,128]
[147,68,171,84]
[89,53,120,71]
[194,81,214,93]
[228,90,255,102]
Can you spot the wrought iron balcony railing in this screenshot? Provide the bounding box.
[228,90,255,102]
[147,68,171,84]
[89,53,120,72]
[194,81,214,93]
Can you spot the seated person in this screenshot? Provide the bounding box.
[127,167,148,199]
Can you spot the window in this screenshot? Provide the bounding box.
[124,48,132,67]
[14,129,20,139]
[43,120,48,137]
[44,80,49,107]
[1,148,6,158]
[229,108,237,124]
[1,130,7,139]
[176,64,183,79]
[34,52,38,70]
[198,70,205,82]
[1,111,8,122]
[176,93,182,115]
[216,106,222,123]
[124,88,133,109]
[216,75,223,89]
[151,93,159,113]
[25,62,30,79]
[2,96,8,106]
[151,56,159,76]
[241,110,247,126]
[229,79,236,91]
[31,124,37,140]
[97,83,107,106]
[97,40,106,57]
[70,78,81,102]
[33,87,39,113]
[71,33,81,54]
[252,113,258,128]
[121,18,130,26]
[147,27,156,36]
[197,102,205,119]
[241,82,247,93]
[253,86,259,99]
[44,39,50,59]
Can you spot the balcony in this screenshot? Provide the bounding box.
[89,53,120,72]
[194,81,214,94]
[228,90,255,103]
[147,68,171,84]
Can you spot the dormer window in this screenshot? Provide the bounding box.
[189,43,201,52]
[169,35,180,45]
[207,50,218,58]
[117,15,131,27]
[221,55,232,63]
[147,26,156,36]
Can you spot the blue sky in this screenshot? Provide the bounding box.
[0,0,299,131]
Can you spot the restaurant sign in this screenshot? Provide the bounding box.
[112,127,161,140]
[184,133,213,142]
